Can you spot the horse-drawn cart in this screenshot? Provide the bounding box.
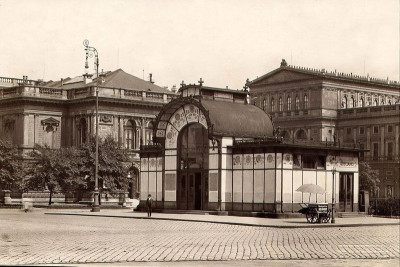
[299,203,331,223]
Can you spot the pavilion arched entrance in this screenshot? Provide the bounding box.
[177,123,209,210]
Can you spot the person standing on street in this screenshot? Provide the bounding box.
[146,194,153,217]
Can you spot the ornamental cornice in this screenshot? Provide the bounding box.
[41,117,60,129]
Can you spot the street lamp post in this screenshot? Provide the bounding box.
[331,167,336,223]
[84,39,100,212]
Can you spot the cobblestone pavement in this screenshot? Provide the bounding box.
[0,209,398,266]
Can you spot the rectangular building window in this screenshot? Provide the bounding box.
[387,142,393,160]
[359,127,365,135]
[373,126,379,134]
[373,143,379,160]
[388,125,393,133]
[359,143,365,161]
[346,128,352,135]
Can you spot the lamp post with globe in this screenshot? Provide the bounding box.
[83,39,100,212]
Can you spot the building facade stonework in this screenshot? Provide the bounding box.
[248,60,400,199]
[0,70,176,199]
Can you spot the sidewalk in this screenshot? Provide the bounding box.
[44,208,400,228]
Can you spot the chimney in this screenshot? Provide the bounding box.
[149,73,154,84]
[171,85,177,93]
[83,73,93,84]
[61,78,64,87]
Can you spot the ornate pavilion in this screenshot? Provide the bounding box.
[140,84,361,213]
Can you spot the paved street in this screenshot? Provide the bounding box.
[0,209,399,266]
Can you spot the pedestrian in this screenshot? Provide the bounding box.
[146,194,153,217]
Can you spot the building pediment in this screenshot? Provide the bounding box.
[250,69,316,86]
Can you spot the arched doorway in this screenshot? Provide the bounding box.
[177,123,209,210]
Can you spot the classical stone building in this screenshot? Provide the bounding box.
[247,60,400,199]
[0,69,176,199]
[140,84,361,213]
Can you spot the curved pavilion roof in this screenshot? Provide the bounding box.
[154,96,274,141]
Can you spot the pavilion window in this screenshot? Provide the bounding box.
[302,155,316,169]
[278,97,283,112]
[293,154,301,168]
[316,156,326,170]
[263,99,267,111]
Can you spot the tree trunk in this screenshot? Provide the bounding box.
[49,190,53,206]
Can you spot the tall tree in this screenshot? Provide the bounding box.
[81,136,130,191]
[27,145,62,204]
[0,139,23,190]
[359,161,380,196]
[26,136,130,203]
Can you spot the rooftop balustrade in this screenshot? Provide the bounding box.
[0,84,177,103]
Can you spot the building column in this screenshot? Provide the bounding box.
[380,125,385,158]
[141,118,146,146]
[395,125,399,157]
[71,116,76,146]
[22,113,34,148]
[119,117,124,148]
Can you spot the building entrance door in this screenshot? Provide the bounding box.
[339,173,354,212]
[181,171,202,210]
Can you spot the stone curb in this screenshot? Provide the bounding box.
[45,212,400,229]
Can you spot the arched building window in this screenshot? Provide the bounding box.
[374,98,378,106]
[350,96,356,108]
[145,121,154,145]
[278,97,283,112]
[271,98,275,112]
[78,118,87,145]
[341,96,348,108]
[281,131,290,140]
[295,95,300,110]
[303,94,308,109]
[295,129,307,140]
[359,97,364,107]
[287,96,292,111]
[124,120,136,149]
[262,99,267,111]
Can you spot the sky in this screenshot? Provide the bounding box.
[0,0,398,90]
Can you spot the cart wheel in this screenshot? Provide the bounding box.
[306,213,318,223]
[323,211,331,223]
